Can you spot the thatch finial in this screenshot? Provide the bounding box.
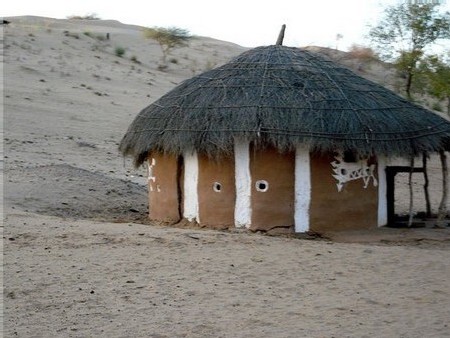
[276,24,286,45]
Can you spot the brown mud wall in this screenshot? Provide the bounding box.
[249,147,295,231]
[197,154,236,229]
[309,153,378,232]
[148,153,180,223]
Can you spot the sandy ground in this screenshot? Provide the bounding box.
[2,17,450,337]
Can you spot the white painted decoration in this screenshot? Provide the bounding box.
[234,139,252,228]
[377,156,388,227]
[148,158,156,192]
[183,150,199,222]
[331,154,378,192]
[294,146,311,233]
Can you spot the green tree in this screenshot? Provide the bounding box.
[422,55,450,115]
[143,27,191,65]
[369,3,450,99]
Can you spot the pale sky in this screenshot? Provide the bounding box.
[2,0,449,51]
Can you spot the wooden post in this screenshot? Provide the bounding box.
[436,150,448,227]
[276,24,286,46]
[422,153,431,217]
[408,157,415,227]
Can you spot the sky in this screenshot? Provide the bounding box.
[2,0,449,51]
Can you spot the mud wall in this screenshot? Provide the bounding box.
[148,153,180,223]
[197,154,236,229]
[309,153,378,232]
[249,147,295,231]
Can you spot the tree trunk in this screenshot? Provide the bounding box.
[436,150,448,227]
[422,154,431,217]
[447,96,450,117]
[408,157,415,227]
[406,71,413,100]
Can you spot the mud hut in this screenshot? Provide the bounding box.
[120,45,450,233]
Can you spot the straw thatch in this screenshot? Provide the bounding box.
[120,45,450,166]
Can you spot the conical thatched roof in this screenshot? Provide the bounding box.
[120,45,450,166]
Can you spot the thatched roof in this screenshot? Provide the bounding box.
[120,45,450,166]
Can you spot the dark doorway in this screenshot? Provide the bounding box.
[386,166,425,225]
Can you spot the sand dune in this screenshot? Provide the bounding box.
[2,16,450,337]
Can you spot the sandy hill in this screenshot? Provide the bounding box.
[3,16,246,220]
[2,16,450,338]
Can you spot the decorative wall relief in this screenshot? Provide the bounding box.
[331,154,378,192]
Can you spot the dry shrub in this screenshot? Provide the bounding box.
[348,44,377,61]
[67,13,101,20]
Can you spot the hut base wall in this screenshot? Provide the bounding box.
[309,153,378,232]
[148,153,180,223]
[198,154,236,229]
[249,147,295,231]
[146,150,381,233]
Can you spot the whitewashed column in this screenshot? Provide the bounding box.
[294,146,311,233]
[183,150,199,222]
[377,156,388,227]
[234,139,251,228]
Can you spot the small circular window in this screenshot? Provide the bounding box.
[255,180,269,192]
[213,182,222,192]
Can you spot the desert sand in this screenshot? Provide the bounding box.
[2,16,450,337]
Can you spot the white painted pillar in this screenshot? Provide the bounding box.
[377,156,388,227]
[234,139,251,228]
[294,146,311,233]
[183,150,199,223]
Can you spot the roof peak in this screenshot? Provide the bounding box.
[275,24,286,46]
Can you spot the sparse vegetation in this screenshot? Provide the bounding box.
[63,31,79,39]
[347,44,377,61]
[143,26,191,65]
[83,31,107,41]
[432,101,443,112]
[115,46,126,57]
[420,55,450,115]
[157,64,168,71]
[130,55,141,64]
[369,2,450,99]
[67,13,101,20]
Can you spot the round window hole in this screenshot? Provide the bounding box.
[255,180,269,192]
[213,182,222,192]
